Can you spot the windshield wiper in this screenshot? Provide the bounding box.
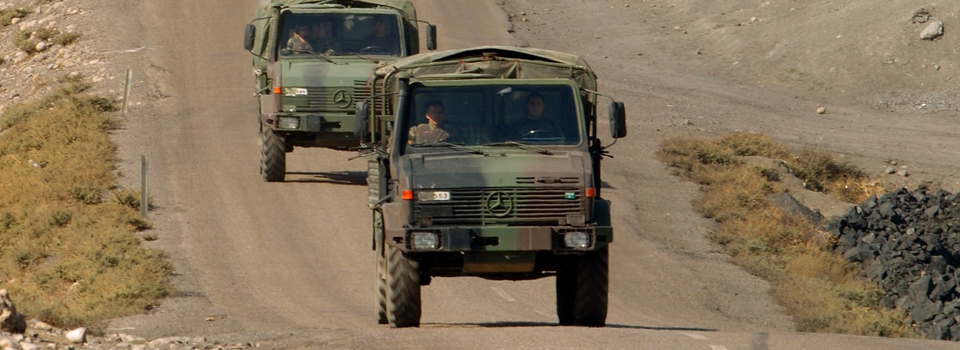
[287,49,338,64]
[483,141,552,155]
[412,142,485,155]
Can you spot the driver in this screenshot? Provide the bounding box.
[513,92,561,139]
[362,17,397,55]
[408,101,452,145]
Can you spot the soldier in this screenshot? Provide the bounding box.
[362,17,397,55]
[286,23,314,52]
[309,18,340,55]
[408,100,450,145]
[513,92,562,140]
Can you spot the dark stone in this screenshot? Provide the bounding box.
[866,259,887,282]
[927,320,950,340]
[877,201,897,219]
[930,277,954,301]
[909,299,941,322]
[844,246,863,262]
[925,205,941,219]
[944,300,960,315]
[931,256,948,276]
[911,275,933,298]
[880,294,900,309]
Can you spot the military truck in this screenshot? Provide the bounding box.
[243,0,436,182]
[355,46,627,328]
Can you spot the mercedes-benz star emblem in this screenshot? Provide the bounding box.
[333,90,352,109]
[484,191,514,217]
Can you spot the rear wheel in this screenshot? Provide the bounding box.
[259,125,286,182]
[555,246,608,327]
[386,245,421,328]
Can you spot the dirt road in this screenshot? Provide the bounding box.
[96,0,959,348]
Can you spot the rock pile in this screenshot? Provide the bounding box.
[832,188,960,340]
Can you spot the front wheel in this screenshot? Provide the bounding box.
[374,211,388,324]
[555,246,608,327]
[386,245,421,328]
[259,126,286,182]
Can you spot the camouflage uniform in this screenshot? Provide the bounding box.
[286,36,313,52]
[408,123,451,144]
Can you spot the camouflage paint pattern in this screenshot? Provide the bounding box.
[367,47,618,278]
[248,1,420,150]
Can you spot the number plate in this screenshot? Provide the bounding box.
[419,191,451,202]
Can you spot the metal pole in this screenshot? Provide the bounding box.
[140,155,148,217]
[122,68,133,118]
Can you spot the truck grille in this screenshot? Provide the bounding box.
[414,187,585,226]
[281,80,372,113]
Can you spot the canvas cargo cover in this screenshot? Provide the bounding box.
[251,0,417,69]
[375,46,598,91]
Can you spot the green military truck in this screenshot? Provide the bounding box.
[356,46,627,328]
[243,0,436,182]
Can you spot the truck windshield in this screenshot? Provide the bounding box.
[404,85,582,150]
[279,13,402,57]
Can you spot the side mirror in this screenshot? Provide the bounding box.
[426,25,437,51]
[609,101,627,139]
[243,24,256,51]
[355,101,371,139]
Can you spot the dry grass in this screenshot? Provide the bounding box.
[0,84,172,329]
[658,133,917,337]
[0,8,30,27]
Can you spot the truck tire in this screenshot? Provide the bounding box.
[386,245,421,328]
[555,246,608,327]
[260,126,286,182]
[367,155,380,206]
[374,211,387,324]
[556,258,576,326]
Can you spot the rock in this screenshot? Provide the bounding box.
[32,321,52,331]
[921,21,943,40]
[0,336,19,350]
[64,327,86,344]
[912,8,930,24]
[886,167,896,174]
[815,106,826,114]
[0,289,26,334]
[19,342,39,350]
[35,42,47,53]
[898,169,910,177]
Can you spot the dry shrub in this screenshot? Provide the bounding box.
[659,133,918,337]
[788,149,862,192]
[0,8,30,27]
[0,87,171,329]
[717,132,791,159]
[53,31,81,46]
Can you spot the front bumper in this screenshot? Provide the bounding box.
[385,225,612,252]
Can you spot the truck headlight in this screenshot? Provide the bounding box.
[411,232,440,250]
[563,232,591,249]
[278,116,300,130]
